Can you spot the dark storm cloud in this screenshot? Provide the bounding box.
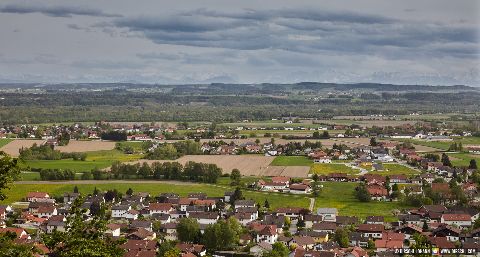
[0,3,121,17]
[112,8,479,59]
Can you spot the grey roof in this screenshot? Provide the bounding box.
[317,208,338,214]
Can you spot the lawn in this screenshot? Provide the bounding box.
[0,138,13,148]
[314,182,409,220]
[19,150,143,172]
[270,156,313,166]
[2,180,408,219]
[310,163,359,175]
[368,164,420,177]
[448,153,480,167]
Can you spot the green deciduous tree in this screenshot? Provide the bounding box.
[230,169,241,186]
[0,152,20,201]
[177,218,200,243]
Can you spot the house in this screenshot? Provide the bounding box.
[276,207,304,220]
[149,203,173,215]
[365,216,384,225]
[288,236,316,250]
[112,205,131,219]
[106,223,122,237]
[250,242,272,257]
[367,185,388,201]
[357,224,384,239]
[312,222,337,234]
[432,225,461,242]
[26,192,51,202]
[128,228,156,240]
[234,200,256,209]
[440,214,472,228]
[176,243,207,256]
[120,240,157,257]
[63,192,79,203]
[389,175,408,184]
[37,205,57,218]
[314,157,332,164]
[188,212,218,225]
[46,219,65,234]
[271,176,290,186]
[304,214,323,228]
[131,220,153,232]
[317,208,338,222]
[259,181,288,192]
[256,225,278,244]
[0,228,30,239]
[289,184,312,194]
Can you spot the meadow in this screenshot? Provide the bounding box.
[310,163,358,175]
[20,149,143,172]
[2,181,405,219]
[447,153,480,167]
[314,182,408,220]
[0,138,13,148]
[367,164,420,177]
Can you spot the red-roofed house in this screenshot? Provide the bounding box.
[441,214,472,227]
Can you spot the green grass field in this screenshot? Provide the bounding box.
[0,138,13,148]
[270,156,313,166]
[310,163,358,175]
[448,153,480,167]
[367,164,420,177]
[1,182,309,211]
[2,181,405,219]
[391,136,480,151]
[19,149,143,172]
[315,182,408,220]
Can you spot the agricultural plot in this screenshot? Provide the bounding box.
[55,140,115,153]
[0,139,45,157]
[310,163,359,175]
[270,156,313,166]
[124,155,311,177]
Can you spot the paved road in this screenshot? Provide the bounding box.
[309,198,315,212]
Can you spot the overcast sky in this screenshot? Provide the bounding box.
[0,0,479,85]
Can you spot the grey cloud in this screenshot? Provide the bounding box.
[0,3,121,18]
[112,8,479,60]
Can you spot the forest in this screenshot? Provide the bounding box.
[0,83,479,124]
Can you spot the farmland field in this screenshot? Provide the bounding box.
[270,156,313,166]
[310,163,359,175]
[125,155,312,177]
[55,140,116,152]
[0,139,45,157]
